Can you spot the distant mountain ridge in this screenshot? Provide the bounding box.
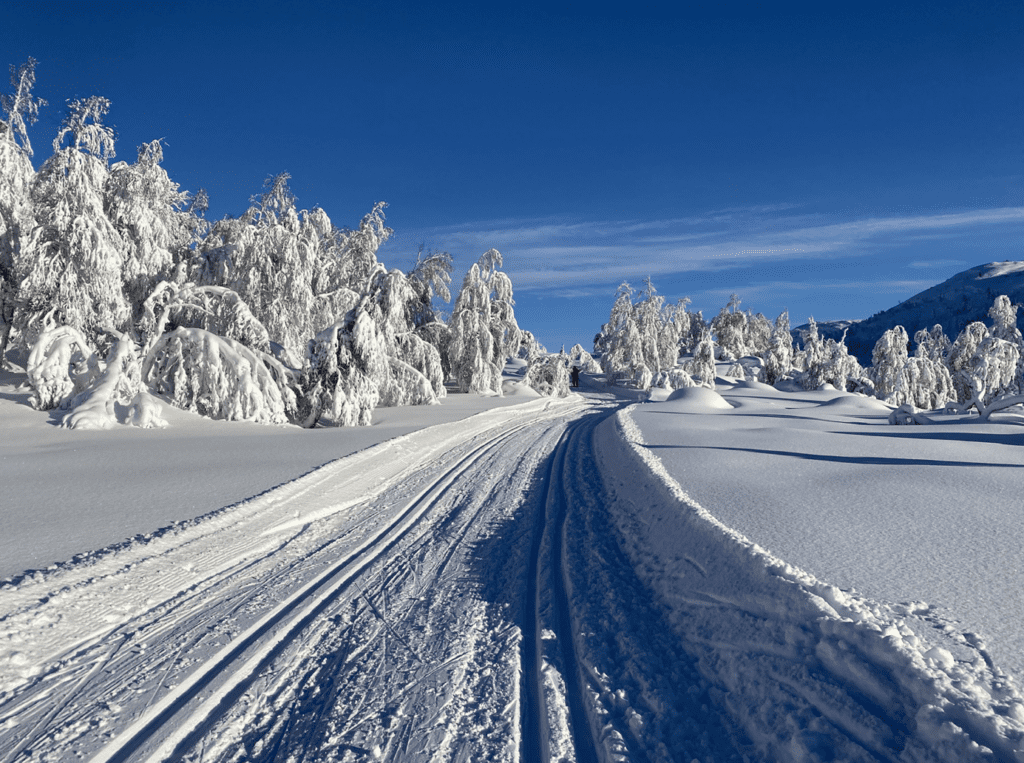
[794,261,1024,364]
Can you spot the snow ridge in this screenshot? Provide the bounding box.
[601,405,1024,761]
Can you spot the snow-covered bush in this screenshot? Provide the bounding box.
[143,327,295,425]
[803,333,863,392]
[524,353,570,397]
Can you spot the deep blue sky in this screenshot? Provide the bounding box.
[7,1,1024,350]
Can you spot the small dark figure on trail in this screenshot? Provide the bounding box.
[570,365,581,388]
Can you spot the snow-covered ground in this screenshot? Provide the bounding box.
[2,366,1024,761]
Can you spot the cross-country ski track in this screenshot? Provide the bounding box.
[1,390,1023,762]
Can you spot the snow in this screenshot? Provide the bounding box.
[0,366,535,578]
[980,261,1024,279]
[2,365,1024,760]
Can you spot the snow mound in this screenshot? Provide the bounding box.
[816,393,892,413]
[979,261,1024,279]
[662,386,734,411]
[731,378,779,393]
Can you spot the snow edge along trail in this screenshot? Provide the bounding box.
[600,405,1024,762]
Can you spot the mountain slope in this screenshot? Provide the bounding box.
[819,261,1024,363]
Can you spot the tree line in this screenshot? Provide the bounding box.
[0,59,539,429]
[596,278,1024,422]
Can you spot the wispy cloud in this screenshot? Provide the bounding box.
[391,205,1024,295]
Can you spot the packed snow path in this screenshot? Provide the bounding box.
[2,390,1023,761]
[0,397,742,762]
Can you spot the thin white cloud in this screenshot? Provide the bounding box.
[392,206,1024,294]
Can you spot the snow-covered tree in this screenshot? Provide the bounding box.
[945,320,1021,416]
[524,353,570,397]
[104,140,197,319]
[60,332,141,430]
[568,343,601,374]
[25,321,99,410]
[690,329,716,389]
[407,246,453,330]
[1,59,47,364]
[298,308,389,427]
[711,294,748,360]
[913,324,951,364]
[761,310,793,385]
[870,326,910,402]
[447,250,521,394]
[17,97,129,347]
[804,332,863,391]
[1,58,46,159]
[144,327,295,425]
[138,281,271,357]
[600,282,651,387]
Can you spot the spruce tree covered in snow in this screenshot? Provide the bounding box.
[18,97,129,347]
[446,249,521,395]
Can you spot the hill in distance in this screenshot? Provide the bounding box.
[794,261,1024,364]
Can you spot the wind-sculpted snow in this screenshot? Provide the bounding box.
[613,400,1024,760]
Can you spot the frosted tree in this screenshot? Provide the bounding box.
[913,324,951,364]
[138,281,271,357]
[104,140,197,319]
[446,250,521,395]
[407,246,453,329]
[524,353,570,397]
[600,282,651,387]
[0,60,45,365]
[60,332,143,430]
[987,294,1024,392]
[298,308,389,427]
[795,317,825,372]
[635,277,672,373]
[804,332,863,391]
[669,297,693,354]
[568,343,601,373]
[18,96,129,347]
[690,329,716,389]
[25,321,99,410]
[870,326,910,402]
[744,312,773,357]
[761,310,793,385]
[144,327,296,425]
[1,58,46,159]
[711,294,748,360]
[945,319,1022,417]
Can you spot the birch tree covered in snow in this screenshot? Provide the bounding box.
[446,249,521,395]
[0,58,46,365]
[18,97,129,347]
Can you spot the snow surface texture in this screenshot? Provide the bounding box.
[2,367,1024,761]
[620,379,1024,759]
[0,367,532,578]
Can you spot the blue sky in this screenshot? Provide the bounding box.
[7,1,1024,351]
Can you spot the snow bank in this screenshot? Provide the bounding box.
[595,406,1024,761]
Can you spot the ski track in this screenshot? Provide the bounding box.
[3,389,1022,762]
